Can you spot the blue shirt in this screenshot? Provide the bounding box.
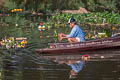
[67,25,85,41]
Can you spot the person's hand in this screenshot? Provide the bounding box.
[58,33,67,37]
[58,33,63,42]
[58,36,64,42]
[58,33,62,37]
[58,33,64,37]
[58,33,67,42]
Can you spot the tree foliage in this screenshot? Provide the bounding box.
[3,0,120,13]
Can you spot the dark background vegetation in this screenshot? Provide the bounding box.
[0,0,120,13]
[0,0,120,39]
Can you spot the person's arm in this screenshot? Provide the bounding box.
[59,33,67,37]
[58,33,67,41]
[67,27,77,38]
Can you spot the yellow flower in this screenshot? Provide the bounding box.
[14,9,17,12]
[17,44,21,48]
[16,9,19,11]
[7,38,10,40]
[21,45,25,48]
[19,9,23,11]
[21,41,25,44]
[11,10,14,12]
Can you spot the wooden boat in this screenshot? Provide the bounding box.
[36,36,120,54]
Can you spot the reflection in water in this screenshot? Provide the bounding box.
[22,53,71,80]
[22,54,88,80]
[58,55,90,79]
[68,61,85,78]
[39,48,120,80]
[77,60,120,80]
[1,50,71,80]
[1,48,120,80]
[1,53,22,80]
[1,47,72,80]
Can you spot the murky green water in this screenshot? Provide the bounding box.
[1,48,120,80]
[0,26,120,80]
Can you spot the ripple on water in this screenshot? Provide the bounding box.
[1,47,120,80]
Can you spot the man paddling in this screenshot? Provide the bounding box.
[58,18,85,43]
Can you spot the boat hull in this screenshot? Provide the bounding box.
[36,37,120,54]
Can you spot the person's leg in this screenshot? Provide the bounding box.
[68,38,78,43]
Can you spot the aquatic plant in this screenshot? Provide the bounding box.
[0,37,28,49]
[48,12,120,26]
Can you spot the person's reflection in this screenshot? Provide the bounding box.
[58,55,90,78]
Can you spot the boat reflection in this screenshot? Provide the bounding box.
[1,48,120,80]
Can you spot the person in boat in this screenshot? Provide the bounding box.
[58,18,85,43]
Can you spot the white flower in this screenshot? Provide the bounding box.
[43,26,45,30]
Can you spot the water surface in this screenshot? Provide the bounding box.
[0,25,120,80]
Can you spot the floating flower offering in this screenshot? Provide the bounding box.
[38,22,46,31]
[0,37,27,49]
